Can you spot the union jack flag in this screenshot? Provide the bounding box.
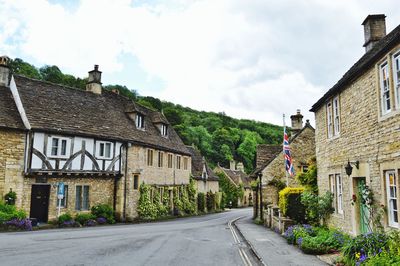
[283,128,295,176]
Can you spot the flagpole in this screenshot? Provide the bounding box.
[283,114,289,187]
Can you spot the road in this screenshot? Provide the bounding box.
[0,208,260,266]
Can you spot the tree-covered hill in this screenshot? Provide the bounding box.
[8,58,283,173]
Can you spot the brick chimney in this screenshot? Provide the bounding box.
[0,56,11,87]
[290,109,303,136]
[86,65,102,94]
[362,14,386,52]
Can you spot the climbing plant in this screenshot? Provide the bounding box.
[138,183,158,220]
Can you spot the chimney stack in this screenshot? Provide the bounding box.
[229,160,236,171]
[0,56,11,87]
[236,162,244,172]
[290,109,303,136]
[362,14,386,52]
[86,64,102,94]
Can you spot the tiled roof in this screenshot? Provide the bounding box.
[186,146,218,181]
[310,23,400,112]
[1,75,189,155]
[0,85,25,130]
[219,167,251,188]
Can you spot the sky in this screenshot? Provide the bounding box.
[0,0,399,126]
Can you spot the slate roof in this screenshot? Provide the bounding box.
[218,166,251,188]
[186,146,218,181]
[0,75,189,155]
[310,23,400,112]
[0,85,24,130]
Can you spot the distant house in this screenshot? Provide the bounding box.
[251,110,315,218]
[186,146,219,194]
[214,161,253,207]
[0,58,191,222]
[311,14,400,234]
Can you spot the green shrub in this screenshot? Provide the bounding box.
[138,184,158,220]
[206,192,215,212]
[279,187,304,216]
[91,204,115,224]
[341,232,388,266]
[197,192,206,213]
[365,250,400,265]
[300,228,348,254]
[182,186,196,215]
[173,187,183,216]
[283,224,314,245]
[4,189,17,205]
[300,191,334,225]
[58,213,73,225]
[154,188,169,217]
[0,201,27,223]
[75,213,95,226]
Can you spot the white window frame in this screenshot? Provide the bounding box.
[96,141,113,160]
[329,174,336,210]
[386,170,399,227]
[136,113,145,129]
[183,157,188,170]
[158,151,163,168]
[393,52,400,109]
[380,61,391,115]
[333,96,340,135]
[75,185,90,211]
[161,124,168,137]
[176,155,181,169]
[336,174,343,214]
[47,136,71,158]
[326,102,333,138]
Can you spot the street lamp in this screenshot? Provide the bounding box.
[345,159,359,177]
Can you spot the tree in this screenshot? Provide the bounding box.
[104,84,138,100]
[9,58,41,80]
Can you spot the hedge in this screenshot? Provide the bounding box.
[279,187,304,217]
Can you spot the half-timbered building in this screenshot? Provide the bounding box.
[0,57,191,222]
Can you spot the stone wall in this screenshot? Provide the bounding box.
[195,180,219,194]
[124,145,191,220]
[260,126,315,206]
[0,129,25,207]
[314,43,400,235]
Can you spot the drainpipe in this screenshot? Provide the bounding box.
[113,143,124,213]
[123,143,129,221]
[259,172,263,221]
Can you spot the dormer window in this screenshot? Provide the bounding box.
[161,124,168,136]
[136,113,144,129]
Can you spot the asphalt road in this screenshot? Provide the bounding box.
[0,208,257,266]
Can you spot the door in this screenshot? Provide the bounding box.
[357,179,371,234]
[30,185,50,223]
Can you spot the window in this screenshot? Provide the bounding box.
[176,155,181,169]
[393,52,400,108]
[386,170,398,227]
[336,174,343,214]
[48,136,70,158]
[133,175,139,190]
[159,187,164,203]
[329,174,336,210]
[333,97,340,135]
[147,149,154,166]
[380,62,391,114]
[57,185,68,208]
[75,185,89,211]
[202,170,208,180]
[183,157,188,170]
[326,102,333,138]
[167,154,173,168]
[158,151,164,167]
[136,113,145,129]
[96,141,113,159]
[161,124,168,137]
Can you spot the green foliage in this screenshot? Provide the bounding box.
[57,213,73,225]
[278,187,304,216]
[138,183,159,220]
[296,157,318,193]
[365,250,400,265]
[341,232,388,265]
[75,213,95,225]
[104,84,138,100]
[181,186,196,215]
[4,189,17,205]
[173,187,183,216]
[300,191,334,225]
[0,201,26,223]
[218,172,244,208]
[91,204,115,224]
[197,192,206,213]
[9,58,42,80]
[267,177,286,191]
[206,191,216,212]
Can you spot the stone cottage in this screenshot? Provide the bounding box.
[310,14,400,234]
[214,161,252,207]
[0,57,191,222]
[186,146,219,194]
[251,110,315,218]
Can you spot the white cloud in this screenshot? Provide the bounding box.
[0,0,399,125]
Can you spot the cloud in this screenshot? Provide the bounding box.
[0,0,399,125]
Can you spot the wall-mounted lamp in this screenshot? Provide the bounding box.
[345,159,359,176]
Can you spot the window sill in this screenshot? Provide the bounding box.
[378,109,400,122]
[48,155,70,159]
[327,134,340,141]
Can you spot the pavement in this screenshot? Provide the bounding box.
[235,216,327,266]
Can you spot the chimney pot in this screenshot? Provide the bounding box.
[362,14,386,52]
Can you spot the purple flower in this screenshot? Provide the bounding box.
[85,219,97,226]
[296,237,303,246]
[5,218,32,231]
[359,253,367,263]
[96,217,107,224]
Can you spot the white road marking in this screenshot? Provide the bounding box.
[228,217,253,266]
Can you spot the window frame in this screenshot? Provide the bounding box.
[158,151,164,168]
[47,136,71,159]
[161,124,168,137]
[133,174,139,190]
[183,157,188,170]
[167,154,173,168]
[96,141,113,160]
[147,149,154,166]
[329,174,336,211]
[336,174,343,214]
[380,61,391,115]
[326,102,333,138]
[176,155,181,169]
[333,96,340,135]
[135,113,145,129]
[386,170,399,227]
[75,185,90,211]
[393,51,400,109]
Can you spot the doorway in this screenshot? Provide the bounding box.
[30,184,50,222]
[356,178,371,234]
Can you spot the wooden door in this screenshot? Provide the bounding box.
[357,179,371,233]
[30,185,50,223]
